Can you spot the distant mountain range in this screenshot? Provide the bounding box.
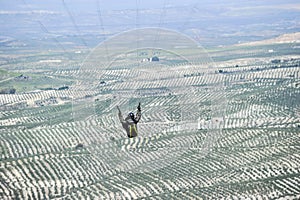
[0,1,299,47]
[236,32,300,46]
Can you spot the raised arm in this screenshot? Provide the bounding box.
[135,103,142,123]
[117,106,124,123]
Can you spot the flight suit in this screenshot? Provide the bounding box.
[118,105,141,138]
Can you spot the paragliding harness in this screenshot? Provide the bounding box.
[118,103,141,138]
[126,112,139,138]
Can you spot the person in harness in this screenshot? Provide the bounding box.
[117,103,142,138]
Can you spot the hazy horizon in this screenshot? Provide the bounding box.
[1,0,299,48]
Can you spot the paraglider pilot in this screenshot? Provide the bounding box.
[117,103,142,138]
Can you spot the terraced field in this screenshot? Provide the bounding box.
[1,30,300,199]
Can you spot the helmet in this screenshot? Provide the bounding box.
[126,112,137,123]
[128,112,134,118]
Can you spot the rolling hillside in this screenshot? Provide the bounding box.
[0,32,300,199]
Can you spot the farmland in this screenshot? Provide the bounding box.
[0,29,300,199]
